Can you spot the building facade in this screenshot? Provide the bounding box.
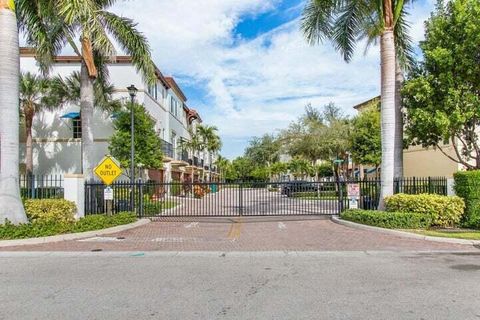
[19,48,219,182]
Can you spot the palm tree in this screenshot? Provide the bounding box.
[214,155,230,182]
[301,0,413,209]
[197,125,222,181]
[47,0,156,181]
[19,72,54,176]
[180,127,204,184]
[0,0,27,223]
[49,71,121,172]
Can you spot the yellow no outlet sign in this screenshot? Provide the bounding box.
[94,156,123,185]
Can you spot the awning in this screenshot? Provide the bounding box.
[60,112,80,119]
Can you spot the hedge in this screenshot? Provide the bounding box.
[384,194,464,228]
[0,212,137,240]
[454,171,480,228]
[341,209,433,229]
[24,199,76,224]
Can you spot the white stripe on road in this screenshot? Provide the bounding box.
[184,222,199,229]
[278,222,287,230]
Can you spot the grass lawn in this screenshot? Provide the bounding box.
[407,229,480,240]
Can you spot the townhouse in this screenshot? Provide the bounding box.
[19,48,219,183]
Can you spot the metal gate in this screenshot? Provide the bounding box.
[84,177,446,218]
[84,180,348,217]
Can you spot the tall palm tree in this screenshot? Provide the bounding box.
[301,0,413,209]
[19,72,54,176]
[214,155,230,182]
[0,0,27,223]
[180,127,204,183]
[197,125,222,181]
[48,0,156,181]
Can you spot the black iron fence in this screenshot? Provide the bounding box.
[84,177,448,217]
[20,174,64,199]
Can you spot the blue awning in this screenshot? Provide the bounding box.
[60,112,80,119]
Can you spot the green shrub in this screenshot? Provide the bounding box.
[24,199,76,224]
[341,209,433,229]
[384,194,464,227]
[454,171,480,228]
[0,212,137,240]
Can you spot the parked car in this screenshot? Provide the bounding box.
[280,181,318,197]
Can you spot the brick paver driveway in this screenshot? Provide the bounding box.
[2,217,477,252]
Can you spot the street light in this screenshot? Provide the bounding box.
[127,84,137,211]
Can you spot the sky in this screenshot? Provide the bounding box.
[111,0,437,160]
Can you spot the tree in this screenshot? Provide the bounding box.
[301,0,414,208]
[19,72,53,175]
[109,103,163,178]
[0,0,27,223]
[230,157,255,181]
[350,103,382,169]
[197,124,222,180]
[214,155,230,181]
[270,162,288,181]
[180,126,204,183]
[402,0,480,169]
[280,103,350,179]
[48,0,156,181]
[288,158,312,179]
[244,134,280,167]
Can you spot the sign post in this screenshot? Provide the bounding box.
[94,156,123,215]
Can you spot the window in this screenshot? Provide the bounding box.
[73,116,82,139]
[148,83,158,99]
[170,97,175,114]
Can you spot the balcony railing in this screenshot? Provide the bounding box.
[161,140,174,158]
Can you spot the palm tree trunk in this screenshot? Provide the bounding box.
[0,4,28,224]
[25,111,34,175]
[378,29,396,210]
[394,60,404,178]
[80,61,95,181]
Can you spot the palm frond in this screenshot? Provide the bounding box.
[100,11,156,85]
[331,1,370,62]
[394,8,416,71]
[301,0,338,45]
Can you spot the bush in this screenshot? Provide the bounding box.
[384,194,464,227]
[341,209,433,229]
[24,199,76,224]
[454,171,480,228]
[0,212,137,240]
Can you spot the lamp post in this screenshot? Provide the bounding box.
[127,84,138,211]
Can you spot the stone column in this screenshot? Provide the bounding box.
[64,174,85,219]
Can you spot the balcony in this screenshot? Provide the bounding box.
[161,140,174,158]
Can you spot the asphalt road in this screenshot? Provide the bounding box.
[1,251,480,320]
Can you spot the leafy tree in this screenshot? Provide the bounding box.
[270,162,288,181]
[350,103,382,168]
[214,155,230,181]
[402,0,480,169]
[280,103,350,179]
[313,163,334,178]
[244,134,280,167]
[230,157,255,181]
[109,103,163,178]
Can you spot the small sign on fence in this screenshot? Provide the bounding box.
[347,183,360,209]
[104,186,114,200]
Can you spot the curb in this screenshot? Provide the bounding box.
[331,216,480,246]
[0,219,151,248]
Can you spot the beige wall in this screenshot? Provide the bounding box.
[403,144,461,178]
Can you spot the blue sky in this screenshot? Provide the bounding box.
[113,0,436,159]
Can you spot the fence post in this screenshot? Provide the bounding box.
[447,178,455,196]
[138,179,144,217]
[239,180,244,215]
[64,174,85,219]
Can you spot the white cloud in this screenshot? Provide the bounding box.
[112,0,435,159]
